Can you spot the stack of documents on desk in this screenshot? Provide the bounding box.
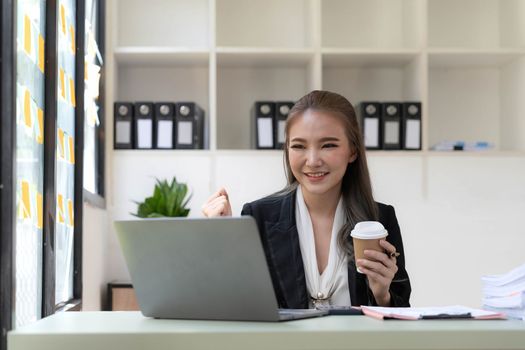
[361,305,505,320]
[482,263,525,320]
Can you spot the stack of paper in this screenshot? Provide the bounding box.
[482,263,525,320]
[361,305,505,320]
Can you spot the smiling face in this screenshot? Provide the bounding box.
[287,109,357,199]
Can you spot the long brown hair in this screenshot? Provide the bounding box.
[281,90,378,257]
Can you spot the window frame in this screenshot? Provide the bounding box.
[72,0,86,311]
[83,0,105,209]
[43,0,86,315]
[42,0,58,317]
[0,3,91,345]
[0,0,16,348]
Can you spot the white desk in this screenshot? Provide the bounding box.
[8,311,525,350]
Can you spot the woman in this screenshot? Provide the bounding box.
[202,90,410,308]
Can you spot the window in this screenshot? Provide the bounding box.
[0,3,17,347]
[83,0,105,206]
[14,0,46,327]
[54,0,76,307]
[1,1,104,347]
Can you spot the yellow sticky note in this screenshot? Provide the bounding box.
[58,128,65,159]
[24,15,32,55]
[57,193,65,224]
[36,108,44,144]
[69,77,76,107]
[84,60,88,81]
[36,192,43,229]
[38,34,45,73]
[24,89,32,128]
[59,68,65,99]
[68,135,75,164]
[70,24,75,53]
[67,198,74,227]
[20,180,31,219]
[60,4,66,35]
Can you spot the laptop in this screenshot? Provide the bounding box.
[114,216,328,321]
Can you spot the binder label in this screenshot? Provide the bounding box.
[178,121,193,145]
[405,120,421,149]
[384,121,400,144]
[157,120,173,148]
[364,118,379,148]
[257,118,273,148]
[116,121,131,144]
[137,119,153,148]
[277,120,286,144]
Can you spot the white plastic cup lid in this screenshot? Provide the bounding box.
[350,221,388,239]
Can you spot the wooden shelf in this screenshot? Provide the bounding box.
[114,47,209,66]
[216,47,315,67]
[322,49,421,68]
[113,149,525,158]
[428,49,525,68]
[426,150,525,157]
[109,0,525,153]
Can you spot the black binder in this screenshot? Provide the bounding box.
[134,102,154,149]
[357,102,382,150]
[154,102,175,149]
[381,102,402,150]
[402,102,422,150]
[274,101,294,150]
[252,101,275,149]
[114,102,134,149]
[175,102,205,149]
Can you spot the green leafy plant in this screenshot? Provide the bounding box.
[133,177,191,218]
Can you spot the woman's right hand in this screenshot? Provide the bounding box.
[201,187,232,217]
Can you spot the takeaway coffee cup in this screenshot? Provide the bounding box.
[350,221,388,273]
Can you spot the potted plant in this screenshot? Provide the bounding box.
[133,177,191,218]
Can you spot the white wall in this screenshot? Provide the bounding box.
[82,203,109,310]
[104,152,525,308]
[369,155,525,306]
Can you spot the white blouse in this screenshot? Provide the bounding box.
[295,186,351,308]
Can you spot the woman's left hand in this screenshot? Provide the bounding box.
[356,239,399,307]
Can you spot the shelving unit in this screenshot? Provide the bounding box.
[108,0,525,153]
[107,0,525,216]
[425,0,525,152]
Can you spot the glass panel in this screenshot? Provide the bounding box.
[55,0,76,304]
[15,0,46,327]
[84,0,102,194]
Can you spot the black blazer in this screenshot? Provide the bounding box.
[241,189,411,308]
